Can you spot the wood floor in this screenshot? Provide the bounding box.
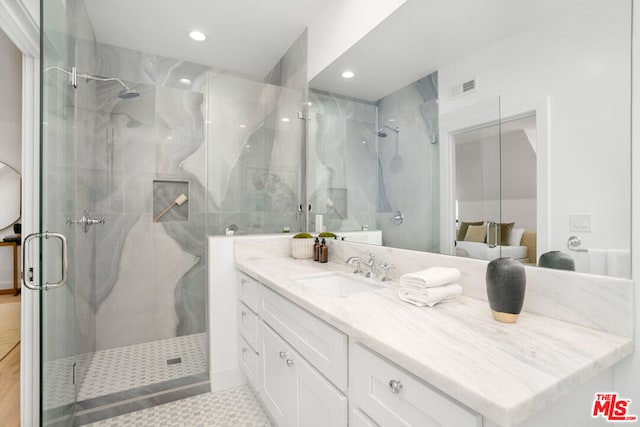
[0,293,20,426]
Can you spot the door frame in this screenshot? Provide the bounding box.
[439,96,550,258]
[0,1,40,425]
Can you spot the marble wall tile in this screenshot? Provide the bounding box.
[377,72,439,252]
[308,91,379,233]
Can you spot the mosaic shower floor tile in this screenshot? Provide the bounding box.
[78,333,208,401]
[82,385,272,426]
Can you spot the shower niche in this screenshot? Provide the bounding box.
[153,180,189,223]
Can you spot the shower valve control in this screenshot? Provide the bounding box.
[67,210,106,233]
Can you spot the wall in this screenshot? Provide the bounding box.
[438,0,631,256]
[0,28,21,289]
[307,0,406,79]
[376,72,439,252]
[90,43,209,350]
[456,128,537,231]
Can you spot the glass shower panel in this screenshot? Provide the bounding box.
[41,0,81,424]
[206,73,305,235]
[306,91,379,235]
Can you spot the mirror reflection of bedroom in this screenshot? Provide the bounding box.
[454,114,537,264]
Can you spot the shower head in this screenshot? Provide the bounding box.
[81,72,140,99]
[377,125,400,137]
[44,67,140,100]
[118,87,140,99]
[126,118,143,128]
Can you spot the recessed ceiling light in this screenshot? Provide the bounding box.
[188,30,207,42]
[239,124,247,128]
[341,70,355,79]
[388,118,396,123]
[281,117,290,123]
[179,78,192,85]
[361,140,367,144]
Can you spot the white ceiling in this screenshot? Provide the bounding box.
[310,0,584,102]
[83,0,331,79]
[83,0,585,100]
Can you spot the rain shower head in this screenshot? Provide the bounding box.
[377,125,400,137]
[118,87,140,99]
[82,74,140,99]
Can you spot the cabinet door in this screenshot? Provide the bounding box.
[295,349,348,427]
[260,321,297,427]
[351,343,481,427]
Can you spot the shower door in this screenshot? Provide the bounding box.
[35,0,85,424]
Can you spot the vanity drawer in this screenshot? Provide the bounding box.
[350,343,481,427]
[259,286,348,392]
[239,273,259,312]
[239,334,259,389]
[239,302,259,350]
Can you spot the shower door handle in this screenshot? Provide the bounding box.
[22,231,68,291]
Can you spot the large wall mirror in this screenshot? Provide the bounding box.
[308,0,632,279]
[0,161,21,230]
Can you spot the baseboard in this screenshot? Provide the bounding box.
[209,366,246,392]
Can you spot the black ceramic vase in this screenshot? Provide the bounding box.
[538,251,575,271]
[486,257,526,323]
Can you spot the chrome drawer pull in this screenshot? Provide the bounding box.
[286,359,295,367]
[279,351,287,359]
[389,379,403,394]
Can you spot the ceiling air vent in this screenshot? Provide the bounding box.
[450,79,477,98]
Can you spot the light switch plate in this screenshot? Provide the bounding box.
[570,213,591,232]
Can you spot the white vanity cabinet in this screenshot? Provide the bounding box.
[260,320,348,427]
[238,274,261,389]
[238,271,480,427]
[350,343,482,427]
[237,272,348,427]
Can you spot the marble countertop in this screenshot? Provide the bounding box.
[235,256,633,426]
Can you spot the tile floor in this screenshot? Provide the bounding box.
[78,333,208,401]
[44,333,208,410]
[83,385,272,426]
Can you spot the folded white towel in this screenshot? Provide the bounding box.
[398,284,463,307]
[399,267,461,289]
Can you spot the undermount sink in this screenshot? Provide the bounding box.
[296,272,385,297]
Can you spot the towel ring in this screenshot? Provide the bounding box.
[567,236,587,252]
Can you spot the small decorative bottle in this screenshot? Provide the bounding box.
[319,239,328,263]
[313,237,321,262]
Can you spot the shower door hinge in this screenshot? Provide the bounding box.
[70,66,78,88]
[297,111,310,121]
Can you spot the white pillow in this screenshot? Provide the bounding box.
[508,228,525,246]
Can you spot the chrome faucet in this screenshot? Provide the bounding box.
[346,254,393,281]
[346,256,364,274]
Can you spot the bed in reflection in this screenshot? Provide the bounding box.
[455,221,537,264]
